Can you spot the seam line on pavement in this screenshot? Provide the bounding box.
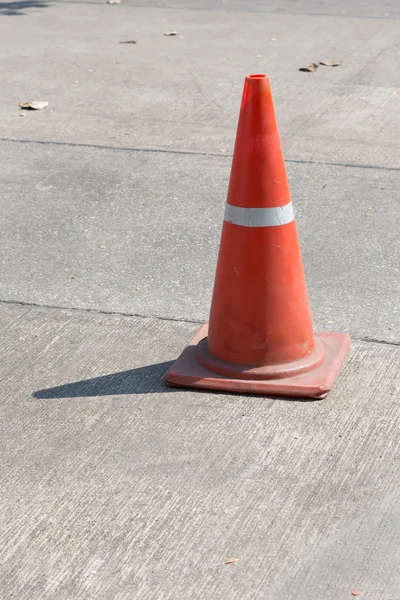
[354,337,400,347]
[1,136,399,173]
[1,299,399,347]
[53,0,400,22]
[0,298,204,325]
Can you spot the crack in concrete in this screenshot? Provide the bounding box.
[0,298,204,326]
[0,136,399,173]
[353,336,400,347]
[1,298,399,347]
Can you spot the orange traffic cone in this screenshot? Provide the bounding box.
[166,74,350,399]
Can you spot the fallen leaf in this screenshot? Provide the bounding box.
[66,275,75,279]
[164,30,179,36]
[351,591,360,597]
[299,63,318,72]
[320,60,340,67]
[107,0,121,4]
[19,100,48,110]
[225,558,239,564]
[119,40,137,44]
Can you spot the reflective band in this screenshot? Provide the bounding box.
[224,202,294,228]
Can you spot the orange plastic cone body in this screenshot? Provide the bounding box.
[208,74,313,368]
[166,74,350,398]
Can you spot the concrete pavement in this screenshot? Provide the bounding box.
[0,0,399,598]
[2,302,400,599]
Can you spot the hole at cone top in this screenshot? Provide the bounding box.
[248,73,267,79]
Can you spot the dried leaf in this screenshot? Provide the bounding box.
[351,591,360,597]
[107,0,121,4]
[299,63,318,72]
[164,30,179,36]
[119,40,137,44]
[225,557,239,564]
[19,100,48,110]
[320,60,340,67]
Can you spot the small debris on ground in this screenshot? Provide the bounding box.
[66,275,75,279]
[107,0,121,4]
[164,30,179,36]
[135,286,141,291]
[119,40,137,44]
[270,37,276,41]
[19,100,48,110]
[225,557,239,564]
[320,60,341,67]
[74,80,79,84]
[299,63,318,72]
[351,591,360,597]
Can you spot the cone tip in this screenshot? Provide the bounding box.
[246,73,269,83]
[241,74,271,105]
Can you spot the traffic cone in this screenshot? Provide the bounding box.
[166,74,350,399]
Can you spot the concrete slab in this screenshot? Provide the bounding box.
[1,301,400,599]
[1,2,399,167]
[1,139,398,343]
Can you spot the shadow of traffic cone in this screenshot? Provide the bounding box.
[166,74,350,399]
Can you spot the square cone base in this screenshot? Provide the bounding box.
[166,325,350,399]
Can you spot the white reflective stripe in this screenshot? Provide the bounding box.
[224,202,294,228]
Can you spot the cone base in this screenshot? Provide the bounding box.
[166,325,351,399]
